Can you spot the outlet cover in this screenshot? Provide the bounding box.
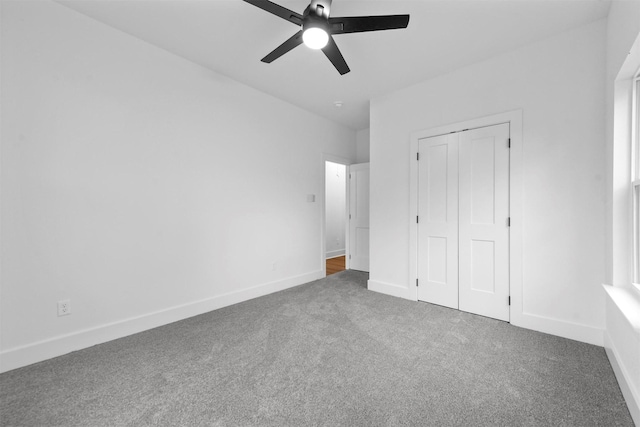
[58,299,71,316]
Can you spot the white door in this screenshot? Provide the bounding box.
[349,163,370,272]
[417,124,510,321]
[417,134,459,308]
[458,124,510,320]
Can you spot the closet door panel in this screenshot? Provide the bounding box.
[417,134,459,309]
[458,124,510,321]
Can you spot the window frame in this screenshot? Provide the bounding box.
[633,73,640,290]
[634,181,640,287]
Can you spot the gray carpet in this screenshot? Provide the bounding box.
[0,270,633,426]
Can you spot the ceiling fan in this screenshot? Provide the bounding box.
[243,0,410,75]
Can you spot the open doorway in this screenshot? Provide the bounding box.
[325,161,347,276]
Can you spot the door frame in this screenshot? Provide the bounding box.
[321,154,351,277]
[409,110,523,324]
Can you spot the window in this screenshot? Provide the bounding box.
[633,74,640,286]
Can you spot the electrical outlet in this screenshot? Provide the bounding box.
[58,299,71,316]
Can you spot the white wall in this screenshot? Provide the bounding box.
[356,129,370,163]
[325,162,346,258]
[369,20,607,344]
[0,0,356,372]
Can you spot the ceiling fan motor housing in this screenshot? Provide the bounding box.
[307,0,332,19]
[303,0,331,34]
[302,1,331,50]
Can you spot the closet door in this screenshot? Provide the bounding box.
[458,124,510,321]
[416,123,510,322]
[417,133,459,309]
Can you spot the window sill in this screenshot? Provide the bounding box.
[603,285,640,335]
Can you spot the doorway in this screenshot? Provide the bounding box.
[323,159,371,276]
[416,123,510,321]
[325,161,347,276]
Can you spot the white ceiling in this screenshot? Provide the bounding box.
[58,0,611,130]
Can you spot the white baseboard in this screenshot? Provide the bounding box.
[326,250,345,259]
[368,278,604,346]
[605,333,640,426]
[368,279,413,300]
[510,312,604,346]
[0,270,323,374]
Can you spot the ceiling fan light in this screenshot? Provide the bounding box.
[303,27,329,49]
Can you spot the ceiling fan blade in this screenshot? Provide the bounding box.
[322,36,350,75]
[329,15,410,34]
[261,31,304,63]
[243,0,303,26]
